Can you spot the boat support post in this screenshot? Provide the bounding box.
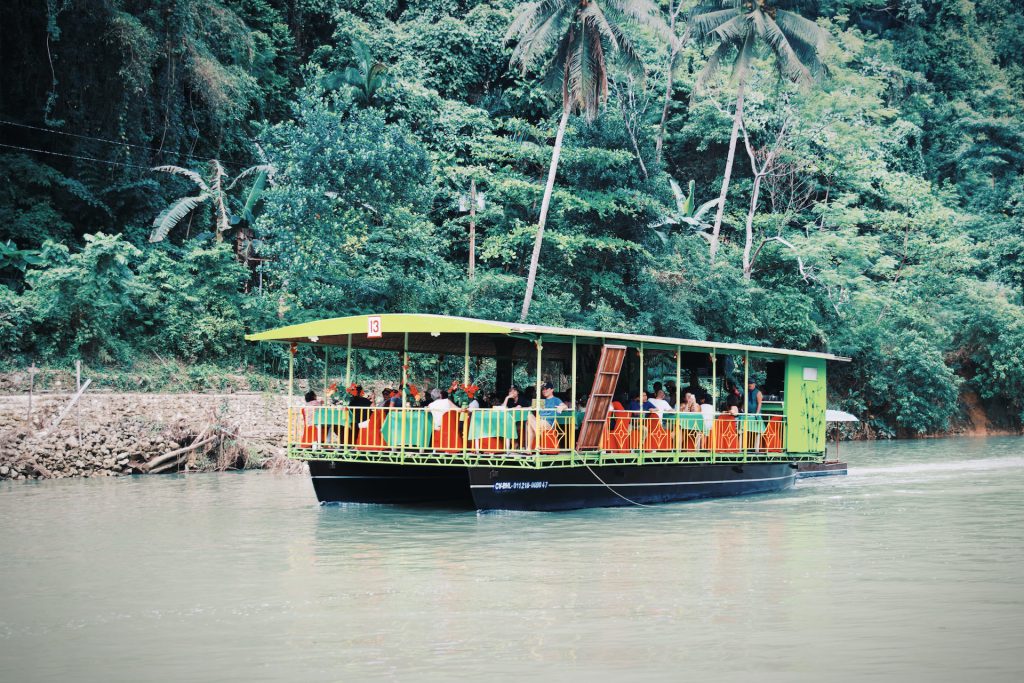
[344,334,352,452]
[571,336,577,455]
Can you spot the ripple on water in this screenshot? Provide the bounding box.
[0,436,1023,681]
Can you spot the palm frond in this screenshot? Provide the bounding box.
[606,0,676,46]
[730,28,756,84]
[506,2,542,42]
[689,8,738,40]
[711,14,751,45]
[773,11,828,52]
[152,165,209,192]
[693,40,733,95]
[759,15,812,84]
[149,194,209,243]
[509,4,573,71]
[580,3,618,50]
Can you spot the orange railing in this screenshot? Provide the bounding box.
[289,405,784,457]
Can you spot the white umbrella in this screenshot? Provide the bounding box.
[825,409,858,461]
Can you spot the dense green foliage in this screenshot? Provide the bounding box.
[1,0,1022,435]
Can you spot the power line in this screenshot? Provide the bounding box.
[0,118,254,169]
[0,141,154,170]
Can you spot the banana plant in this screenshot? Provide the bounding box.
[150,160,274,247]
[648,178,721,245]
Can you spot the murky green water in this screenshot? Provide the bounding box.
[1,437,1022,681]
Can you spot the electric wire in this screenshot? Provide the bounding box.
[0,118,253,169]
[0,141,155,170]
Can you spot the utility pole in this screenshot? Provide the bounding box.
[468,179,476,280]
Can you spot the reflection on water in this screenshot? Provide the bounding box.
[1,437,1023,681]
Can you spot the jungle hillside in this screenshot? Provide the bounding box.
[1,0,1022,437]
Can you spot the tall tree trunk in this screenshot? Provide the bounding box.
[655,0,685,164]
[520,104,571,322]
[655,64,674,164]
[709,79,745,264]
[742,172,762,279]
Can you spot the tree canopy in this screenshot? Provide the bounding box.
[0,0,1022,435]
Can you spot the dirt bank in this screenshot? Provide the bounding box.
[0,392,301,481]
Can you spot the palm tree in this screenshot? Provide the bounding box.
[150,160,274,252]
[507,0,672,322]
[689,0,828,264]
[328,39,390,107]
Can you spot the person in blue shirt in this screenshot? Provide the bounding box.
[626,390,656,413]
[526,382,567,449]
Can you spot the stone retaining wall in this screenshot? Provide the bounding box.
[0,392,290,481]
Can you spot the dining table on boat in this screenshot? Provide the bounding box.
[381,409,433,447]
[664,412,707,432]
[310,406,351,426]
[467,409,526,441]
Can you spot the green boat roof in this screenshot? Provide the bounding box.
[246,313,849,361]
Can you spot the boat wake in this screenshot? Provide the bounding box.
[853,455,1024,477]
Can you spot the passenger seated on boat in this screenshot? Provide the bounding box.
[699,395,715,449]
[428,388,457,433]
[680,392,700,413]
[627,391,656,413]
[377,389,392,407]
[300,390,322,447]
[527,382,566,448]
[498,386,522,409]
[664,381,677,408]
[649,390,674,414]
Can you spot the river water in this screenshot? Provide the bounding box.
[1,437,1022,681]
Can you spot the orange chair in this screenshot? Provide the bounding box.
[711,414,739,453]
[642,412,672,451]
[300,408,322,448]
[763,415,784,452]
[354,410,386,451]
[476,437,505,452]
[433,410,464,453]
[530,419,562,454]
[602,403,631,452]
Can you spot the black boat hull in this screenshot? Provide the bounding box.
[308,460,473,505]
[307,459,798,510]
[468,462,798,511]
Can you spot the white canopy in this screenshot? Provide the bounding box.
[826,409,859,423]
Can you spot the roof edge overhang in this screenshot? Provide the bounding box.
[246,313,850,362]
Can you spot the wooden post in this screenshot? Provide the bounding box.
[27,362,36,424]
[75,360,82,443]
[463,333,470,385]
[323,347,329,399]
[469,179,476,280]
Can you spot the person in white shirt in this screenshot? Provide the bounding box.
[648,389,674,415]
[427,388,457,432]
[699,396,715,450]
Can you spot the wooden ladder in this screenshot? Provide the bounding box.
[576,345,627,451]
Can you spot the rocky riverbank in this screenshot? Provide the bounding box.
[0,392,302,481]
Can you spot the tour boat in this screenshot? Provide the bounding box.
[246,314,848,511]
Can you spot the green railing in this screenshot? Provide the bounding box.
[288,405,822,468]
